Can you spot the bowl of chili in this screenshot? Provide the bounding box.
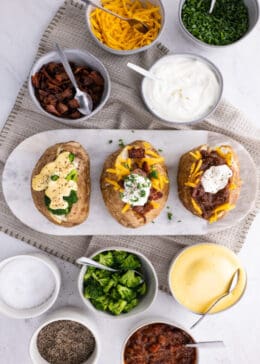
[178,0,259,48]
[122,318,198,364]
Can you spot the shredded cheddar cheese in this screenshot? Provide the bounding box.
[191,198,202,215]
[150,201,160,208]
[121,203,131,213]
[90,0,161,51]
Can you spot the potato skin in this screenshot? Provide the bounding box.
[177,144,241,221]
[31,141,90,227]
[100,140,169,228]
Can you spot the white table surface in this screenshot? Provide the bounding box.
[0,1,259,363]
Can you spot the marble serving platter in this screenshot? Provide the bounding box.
[2,129,257,236]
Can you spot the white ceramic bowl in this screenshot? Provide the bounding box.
[85,0,165,56]
[178,0,259,48]
[78,246,158,319]
[121,317,199,363]
[0,253,61,319]
[29,49,111,127]
[167,243,247,315]
[141,53,223,126]
[29,307,100,364]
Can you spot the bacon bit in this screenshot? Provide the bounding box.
[148,188,163,201]
[31,62,105,119]
[132,168,147,177]
[142,161,150,173]
[128,148,145,159]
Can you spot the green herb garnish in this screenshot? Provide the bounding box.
[182,0,249,46]
[83,251,146,316]
[167,212,173,221]
[50,175,59,181]
[118,139,125,148]
[69,152,75,162]
[140,190,146,197]
[158,149,163,152]
[149,170,158,179]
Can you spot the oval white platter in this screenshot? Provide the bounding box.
[2,129,257,236]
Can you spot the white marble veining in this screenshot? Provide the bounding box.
[0,0,260,363]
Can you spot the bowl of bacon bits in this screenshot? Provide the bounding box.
[29,48,111,125]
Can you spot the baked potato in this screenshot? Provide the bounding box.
[31,141,90,226]
[100,140,169,228]
[177,144,241,223]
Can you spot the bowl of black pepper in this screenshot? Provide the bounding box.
[179,0,259,47]
[29,48,111,127]
[29,307,100,364]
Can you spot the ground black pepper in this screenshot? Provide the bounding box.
[37,320,95,364]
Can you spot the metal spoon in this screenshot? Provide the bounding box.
[190,269,239,329]
[76,256,144,282]
[185,341,225,348]
[127,62,161,82]
[209,0,217,14]
[55,43,93,116]
[82,0,149,34]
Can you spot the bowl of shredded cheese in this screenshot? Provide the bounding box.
[86,0,165,55]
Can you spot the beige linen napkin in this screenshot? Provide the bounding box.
[0,0,259,291]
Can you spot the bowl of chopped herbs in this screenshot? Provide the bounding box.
[78,248,158,318]
[179,0,259,47]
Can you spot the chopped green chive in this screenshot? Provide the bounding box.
[118,139,125,148]
[69,153,75,162]
[149,170,158,179]
[50,175,59,181]
[167,212,173,221]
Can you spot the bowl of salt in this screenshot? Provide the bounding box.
[0,253,61,319]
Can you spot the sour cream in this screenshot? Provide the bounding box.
[142,55,221,123]
[201,165,233,194]
[122,173,151,206]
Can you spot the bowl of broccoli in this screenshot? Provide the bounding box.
[78,248,158,318]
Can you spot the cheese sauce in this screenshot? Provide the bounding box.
[169,244,246,314]
[32,151,77,210]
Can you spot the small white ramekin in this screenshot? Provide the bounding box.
[0,253,61,319]
[29,307,100,364]
[78,246,158,319]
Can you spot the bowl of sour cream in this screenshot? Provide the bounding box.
[141,53,223,125]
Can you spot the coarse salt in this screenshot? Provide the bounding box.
[0,257,55,310]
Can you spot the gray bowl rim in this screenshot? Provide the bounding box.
[28,48,111,123]
[167,242,247,316]
[77,246,159,319]
[141,52,224,126]
[178,0,260,48]
[85,0,166,56]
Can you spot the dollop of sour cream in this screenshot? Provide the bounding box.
[143,55,221,123]
[201,165,233,194]
[122,173,151,206]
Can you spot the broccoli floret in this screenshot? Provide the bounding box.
[123,299,139,313]
[83,266,96,281]
[120,253,141,270]
[94,251,114,267]
[108,299,128,315]
[92,274,111,288]
[91,296,109,311]
[137,282,147,296]
[113,251,128,266]
[111,288,121,301]
[84,280,103,300]
[103,279,115,293]
[117,284,136,302]
[119,270,143,288]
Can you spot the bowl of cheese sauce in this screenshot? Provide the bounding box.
[168,243,246,314]
[142,54,223,125]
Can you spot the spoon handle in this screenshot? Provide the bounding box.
[190,292,228,329]
[55,43,79,91]
[209,0,217,14]
[186,341,225,348]
[127,62,160,82]
[76,256,118,272]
